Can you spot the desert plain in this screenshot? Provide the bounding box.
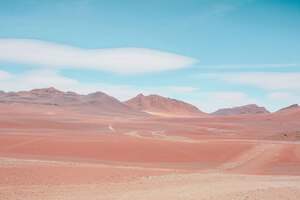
[0,91,300,199]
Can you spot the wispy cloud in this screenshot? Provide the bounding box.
[0,71,12,80]
[0,39,196,74]
[0,70,78,91]
[267,91,300,105]
[198,72,300,90]
[198,63,300,69]
[21,70,79,87]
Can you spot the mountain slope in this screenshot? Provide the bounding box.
[124,94,205,116]
[212,104,270,116]
[272,104,300,119]
[276,104,299,113]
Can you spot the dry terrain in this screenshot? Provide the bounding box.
[0,102,300,199]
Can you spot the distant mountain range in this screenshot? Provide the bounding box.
[0,88,298,117]
[0,87,144,116]
[211,104,270,116]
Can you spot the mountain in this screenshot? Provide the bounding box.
[0,88,146,116]
[81,91,146,115]
[273,104,300,119]
[124,94,205,116]
[212,104,270,116]
[0,87,84,106]
[276,104,299,113]
[0,90,5,97]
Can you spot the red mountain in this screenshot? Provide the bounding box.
[212,104,270,116]
[0,88,146,116]
[273,104,300,119]
[276,104,299,113]
[124,94,205,116]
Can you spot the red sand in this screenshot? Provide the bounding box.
[0,102,300,195]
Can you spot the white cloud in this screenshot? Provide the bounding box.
[0,71,12,80]
[267,91,300,105]
[21,70,79,87]
[200,63,300,69]
[0,39,196,74]
[200,72,300,90]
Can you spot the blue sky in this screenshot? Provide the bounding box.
[0,0,300,112]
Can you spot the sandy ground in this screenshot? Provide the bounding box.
[2,178,300,200]
[1,157,300,200]
[0,102,300,199]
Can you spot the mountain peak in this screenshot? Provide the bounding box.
[124,93,204,116]
[29,87,63,94]
[137,93,145,97]
[87,91,106,97]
